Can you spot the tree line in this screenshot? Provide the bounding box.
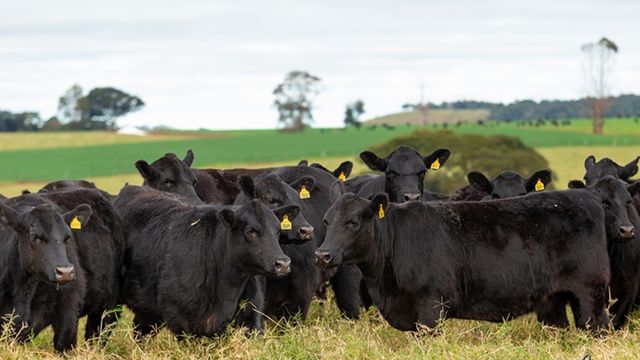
[0,84,144,132]
[427,94,640,121]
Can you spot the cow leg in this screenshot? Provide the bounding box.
[570,284,610,334]
[330,265,363,319]
[535,293,569,328]
[132,312,161,338]
[52,306,79,353]
[85,305,121,340]
[234,276,265,334]
[360,278,373,310]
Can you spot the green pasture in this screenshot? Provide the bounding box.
[0,118,639,187]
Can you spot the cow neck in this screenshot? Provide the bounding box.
[204,225,252,307]
[358,209,396,283]
[1,232,37,302]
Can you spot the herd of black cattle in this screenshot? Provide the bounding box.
[1,144,640,352]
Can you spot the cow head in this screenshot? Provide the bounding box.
[135,149,199,199]
[235,174,314,244]
[583,155,639,185]
[220,199,292,277]
[0,202,91,284]
[307,160,354,180]
[467,169,552,199]
[569,176,640,242]
[359,145,450,203]
[316,187,387,267]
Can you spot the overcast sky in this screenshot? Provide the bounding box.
[2,0,639,129]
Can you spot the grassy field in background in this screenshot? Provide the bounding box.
[0,118,639,185]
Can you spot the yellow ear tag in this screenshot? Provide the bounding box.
[299,186,311,199]
[535,178,545,192]
[70,216,82,230]
[280,215,292,231]
[378,204,385,219]
[338,172,347,181]
[430,158,441,170]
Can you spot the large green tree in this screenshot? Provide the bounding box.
[80,87,145,129]
[273,71,322,132]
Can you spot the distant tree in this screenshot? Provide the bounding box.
[0,111,41,132]
[582,37,619,134]
[80,87,145,129]
[273,71,322,132]
[42,116,62,131]
[57,84,84,123]
[344,100,365,128]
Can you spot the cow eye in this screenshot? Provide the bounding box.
[345,219,358,227]
[246,229,260,239]
[163,180,175,187]
[33,236,45,244]
[323,219,329,226]
[602,200,611,209]
[192,180,198,187]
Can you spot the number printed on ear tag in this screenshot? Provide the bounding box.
[281,215,292,230]
[299,186,311,199]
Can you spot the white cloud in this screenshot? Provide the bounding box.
[1,0,639,129]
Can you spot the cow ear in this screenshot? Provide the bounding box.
[135,160,156,182]
[368,193,389,219]
[22,189,31,195]
[238,176,256,199]
[628,182,640,197]
[183,149,194,167]
[360,151,387,172]
[619,157,639,180]
[329,180,345,203]
[219,209,235,229]
[290,176,316,193]
[0,202,22,230]
[525,169,552,192]
[63,204,92,230]
[568,180,587,189]
[424,148,451,170]
[273,204,300,222]
[467,171,493,193]
[333,161,353,179]
[585,155,596,170]
[297,159,308,167]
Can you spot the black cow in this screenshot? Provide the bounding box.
[358,145,451,202]
[0,189,123,352]
[137,150,365,319]
[316,189,610,333]
[451,170,552,201]
[39,180,98,193]
[542,177,640,329]
[584,156,639,185]
[114,185,293,337]
[298,159,354,181]
[235,174,321,319]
